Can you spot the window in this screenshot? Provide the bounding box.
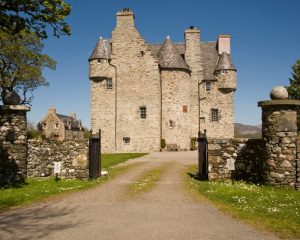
[42,123,47,129]
[107,79,113,89]
[205,81,211,91]
[54,122,59,129]
[140,51,144,57]
[169,120,174,128]
[140,106,147,119]
[183,105,188,113]
[123,137,130,144]
[97,59,101,63]
[211,108,219,122]
[200,117,205,123]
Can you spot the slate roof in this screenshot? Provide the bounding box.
[57,114,82,130]
[149,41,219,80]
[214,52,236,72]
[89,36,234,80]
[89,38,111,60]
[157,37,189,71]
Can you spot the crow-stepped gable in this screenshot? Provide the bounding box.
[89,9,237,153]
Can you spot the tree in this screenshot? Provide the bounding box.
[0,30,56,104]
[0,0,71,39]
[286,59,300,99]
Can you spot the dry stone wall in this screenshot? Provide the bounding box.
[208,138,265,183]
[27,140,89,179]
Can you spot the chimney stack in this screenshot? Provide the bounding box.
[48,107,56,114]
[116,8,135,28]
[217,34,231,54]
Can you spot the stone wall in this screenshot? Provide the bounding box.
[27,140,89,179]
[208,138,265,183]
[0,105,30,187]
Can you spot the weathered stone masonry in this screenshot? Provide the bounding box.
[27,140,89,179]
[0,105,30,187]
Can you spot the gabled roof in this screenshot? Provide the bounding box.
[214,52,236,72]
[89,37,111,61]
[157,36,190,71]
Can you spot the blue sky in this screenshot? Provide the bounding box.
[27,0,300,127]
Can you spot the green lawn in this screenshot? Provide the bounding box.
[186,166,300,239]
[0,153,147,211]
[101,153,147,169]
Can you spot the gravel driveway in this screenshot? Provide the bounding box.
[0,151,277,240]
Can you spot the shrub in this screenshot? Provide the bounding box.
[161,138,166,149]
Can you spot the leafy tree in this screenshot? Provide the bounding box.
[0,30,56,104]
[286,59,300,99]
[0,0,71,39]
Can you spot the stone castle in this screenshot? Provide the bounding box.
[89,9,237,153]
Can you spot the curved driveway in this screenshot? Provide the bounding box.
[0,151,277,240]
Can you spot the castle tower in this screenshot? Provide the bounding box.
[212,35,237,138]
[110,9,161,152]
[89,37,116,152]
[159,36,191,150]
[184,27,203,136]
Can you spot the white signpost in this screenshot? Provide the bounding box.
[54,162,62,181]
[226,158,235,171]
[54,162,62,173]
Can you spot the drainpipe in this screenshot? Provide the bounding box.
[109,60,117,152]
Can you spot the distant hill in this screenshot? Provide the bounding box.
[234,123,262,138]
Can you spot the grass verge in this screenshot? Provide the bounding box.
[185,165,300,239]
[101,153,147,169]
[0,162,142,211]
[128,166,166,196]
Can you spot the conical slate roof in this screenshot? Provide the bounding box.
[214,52,236,72]
[89,37,111,61]
[157,36,190,71]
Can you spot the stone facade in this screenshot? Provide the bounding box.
[0,105,30,187]
[89,9,237,153]
[38,107,84,141]
[27,140,88,179]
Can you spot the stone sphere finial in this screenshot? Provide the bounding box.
[2,91,21,105]
[270,86,288,100]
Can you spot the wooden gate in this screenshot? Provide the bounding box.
[197,131,208,180]
[89,130,101,179]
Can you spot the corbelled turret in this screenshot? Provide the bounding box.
[214,52,237,91]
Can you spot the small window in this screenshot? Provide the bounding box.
[183,105,188,113]
[54,122,59,129]
[123,137,130,144]
[169,120,174,128]
[97,59,101,63]
[140,51,144,57]
[42,123,47,129]
[205,81,211,91]
[107,79,113,89]
[211,108,219,122]
[200,117,205,123]
[140,106,147,119]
